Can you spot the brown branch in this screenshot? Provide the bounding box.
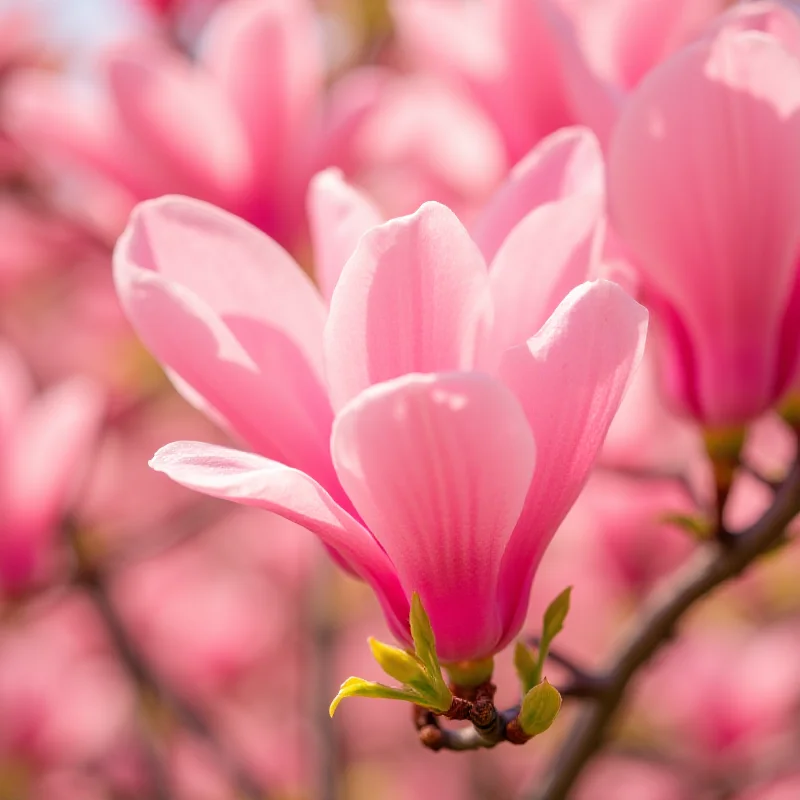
[525,451,800,800]
[70,542,268,800]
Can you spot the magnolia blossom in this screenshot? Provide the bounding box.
[0,344,103,596]
[608,17,800,426]
[5,0,507,249]
[391,0,728,157]
[114,128,645,661]
[5,0,329,247]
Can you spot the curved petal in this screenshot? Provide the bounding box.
[472,126,603,262]
[2,378,104,534]
[114,197,336,472]
[150,441,409,643]
[2,70,154,199]
[203,0,322,181]
[114,266,337,492]
[331,372,536,662]
[324,202,488,412]
[476,192,602,369]
[0,341,33,446]
[307,168,383,303]
[116,196,327,372]
[608,30,800,423]
[496,280,648,642]
[105,42,252,204]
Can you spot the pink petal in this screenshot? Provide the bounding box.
[150,441,409,643]
[0,342,33,445]
[2,378,104,535]
[105,42,251,205]
[472,126,603,262]
[331,372,536,662]
[496,280,648,642]
[3,70,154,200]
[324,202,488,412]
[608,30,800,423]
[116,196,327,369]
[114,265,337,493]
[203,0,322,183]
[477,192,602,369]
[307,168,383,304]
[114,197,334,467]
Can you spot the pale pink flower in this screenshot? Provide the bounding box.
[0,343,103,596]
[391,0,728,159]
[0,599,132,769]
[608,24,800,426]
[574,756,692,800]
[114,143,645,660]
[4,0,324,249]
[636,624,800,768]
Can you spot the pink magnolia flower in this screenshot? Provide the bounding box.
[608,23,800,426]
[4,0,325,249]
[0,599,132,770]
[636,624,800,768]
[391,0,728,159]
[0,344,103,597]
[113,137,646,661]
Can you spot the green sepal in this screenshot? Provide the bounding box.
[518,679,562,737]
[368,638,428,687]
[541,587,571,653]
[513,641,539,695]
[329,592,452,717]
[661,511,714,540]
[329,677,420,717]
[520,586,572,692]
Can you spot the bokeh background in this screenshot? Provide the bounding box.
[0,1,798,799]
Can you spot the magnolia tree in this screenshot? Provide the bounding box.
[0,0,799,799]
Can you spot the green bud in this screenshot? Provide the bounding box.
[329,592,452,716]
[513,641,539,695]
[518,679,562,737]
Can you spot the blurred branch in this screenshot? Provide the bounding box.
[524,448,800,800]
[68,526,268,800]
[309,556,343,800]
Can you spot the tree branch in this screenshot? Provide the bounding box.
[525,452,800,800]
[71,547,268,800]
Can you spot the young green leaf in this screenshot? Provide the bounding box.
[541,586,572,653]
[328,593,453,717]
[368,638,428,687]
[329,677,418,717]
[513,641,540,694]
[518,679,562,737]
[409,592,438,675]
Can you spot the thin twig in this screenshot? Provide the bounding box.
[309,556,343,800]
[525,451,800,800]
[72,551,267,800]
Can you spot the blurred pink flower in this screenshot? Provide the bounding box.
[0,343,103,596]
[391,0,728,159]
[5,0,327,249]
[574,756,692,800]
[637,624,800,768]
[113,154,646,660]
[736,774,800,800]
[0,599,132,771]
[608,24,800,426]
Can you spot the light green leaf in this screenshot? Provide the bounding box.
[409,592,438,675]
[329,594,453,717]
[513,641,540,694]
[518,679,562,737]
[329,677,418,717]
[541,587,571,653]
[661,512,714,540]
[368,638,427,687]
